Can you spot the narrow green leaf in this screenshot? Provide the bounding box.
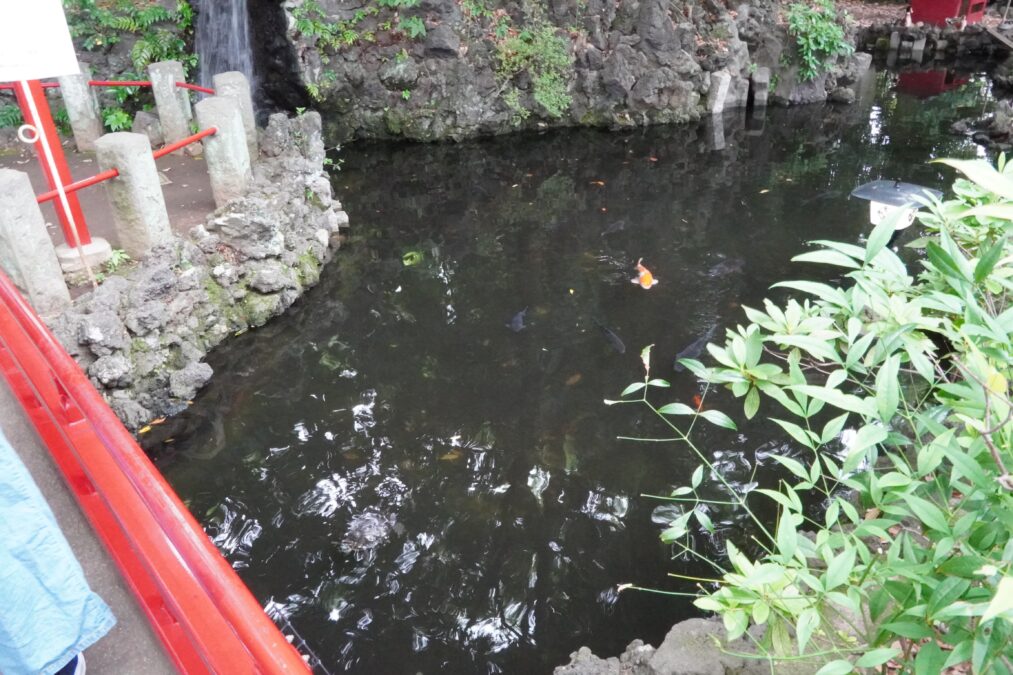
[792,249,861,269]
[821,413,849,444]
[865,206,905,263]
[903,494,950,533]
[981,576,1013,624]
[658,402,695,416]
[925,240,967,282]
[777,512,799,561]
[772,281,849,308]
[914,641,946,675]
[934,158,1013,200]
[770,455,811,483]
[796,607,820,654]
[755,488,797,512]
[691,465,704,489]
[824,545,855,591]
[883,621,935,640]
[792,385,875,416]
[875,354,901,422]
[974,237,1006,282]
[855,647,901,668]
[815,660,855,675]
[743,386,760,419]
[698,409,737,430]
[771,418,816,449]
[621,382,646,396]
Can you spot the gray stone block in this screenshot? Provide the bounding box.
[58,63,103,152]
[752,66,771,107]
[95,132,172,259]
[131,110,164,148]
[212,71,258,160]
[195,96,252,207]
[147,60,192,152]
[707,70,731,114]
[0,169,71,316]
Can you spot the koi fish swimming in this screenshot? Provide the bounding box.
[631,258,659,289]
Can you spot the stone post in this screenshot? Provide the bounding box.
[707,70,731,115]
[0,170,71,316]
[911,36,927,62]
[58,63,103,152]
[147,60,193,153]
[751,67,770,108]
[94,133,172,259]
[212,71,258,160]
[194,96,252,207]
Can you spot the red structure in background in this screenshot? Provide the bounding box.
[911,0,987,27]
[896,69,970,97]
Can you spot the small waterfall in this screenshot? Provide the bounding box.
[195,0,254,92]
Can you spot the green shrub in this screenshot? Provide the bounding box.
[63,0,197,74]
[102,107,133,132]
[496,24,573,119]
[786,0,853,81]
[615,157,1013,672]
[0,105,23,130]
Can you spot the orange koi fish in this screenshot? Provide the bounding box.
[632,258,659,289]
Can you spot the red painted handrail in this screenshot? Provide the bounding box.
[153,126,217,159]
[0,271,310,674]
[36,127,217,204]
[36,169,119,204]
[0,81,215,94]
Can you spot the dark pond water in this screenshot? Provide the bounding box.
[145,71,991,673]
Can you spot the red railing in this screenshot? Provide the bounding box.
[0,81,215,94]
[0,270,311,674]
[34,126,219,204]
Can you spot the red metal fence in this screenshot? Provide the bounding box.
[0,270,310,674]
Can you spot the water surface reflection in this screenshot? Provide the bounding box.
[147,72,987,673]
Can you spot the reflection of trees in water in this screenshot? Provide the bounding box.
[149,82,986,672]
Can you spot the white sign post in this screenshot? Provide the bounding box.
[0,0,106,281]
[0,0,80,82]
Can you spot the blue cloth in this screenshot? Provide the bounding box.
[0,428,116,674]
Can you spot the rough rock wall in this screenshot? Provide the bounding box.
[275,0,878,141]
[554,618,824,675]
[47,112,349,430]
[286,0,763,141]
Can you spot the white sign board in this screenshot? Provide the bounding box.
[0,0,79,82]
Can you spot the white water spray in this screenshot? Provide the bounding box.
[196,0,254,92]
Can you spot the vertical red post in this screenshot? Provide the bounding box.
[14,79,92,247]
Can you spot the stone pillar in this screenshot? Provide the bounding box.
[58,63,103,152]
[194,96,252,207]
[212,71,258,160]
[147,60,193,153]
[707,116,726,151]
[751,67,770,108]
[890,31,902,50]
[911,36,927,62]
[94,133,172,259]
[0,170,71,316]
[707,70,731,115]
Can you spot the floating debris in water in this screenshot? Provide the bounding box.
[506,307,528,332]
[565,373,583,386]
[341,510,394,552]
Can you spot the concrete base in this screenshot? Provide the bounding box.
[56,238,113,273]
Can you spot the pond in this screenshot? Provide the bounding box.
[144,70,990,673]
